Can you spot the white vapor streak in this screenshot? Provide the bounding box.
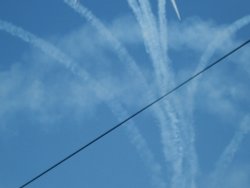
[110,103,167,188]
[170,0,181,20]
[128,1,190,187]
[187,15,250,116]
[0,19,166,187]
[138,2,190,187]
[157,1,196,187]
[63,1,168,186]
[132,0,173,88]
[65,0,187,186]
[187,15,250,126]
[192,16,250,130]
[0,20,89,82]
[211,115,250,187]
[186,15,250,188]
[158,0,168,55]
[63,0,148,87]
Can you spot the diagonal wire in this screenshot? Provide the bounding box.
[18,39,250,188]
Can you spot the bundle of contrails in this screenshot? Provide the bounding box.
[0,0,250,188]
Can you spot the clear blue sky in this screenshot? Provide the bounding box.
[0,1,250,188]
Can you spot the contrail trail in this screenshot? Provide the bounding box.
[0,19,167,187]
[66,1,189,186]
[188,15,250,101]
[0,20,89,82]
[185,15,250,188]
[63,0,149,88]
[170,0,181,20]
[130,0,173,88]
[157,2,197,187]
[64,0,181,184]
[0,20,165,187]
[137,2,192,187]
[128,1,190,187]
[210,115,250,188]
[62,1,171,186]
[110,103,167,188]
[158,0,168,55]
[187,15,250,122]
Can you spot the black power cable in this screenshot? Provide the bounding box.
[18,39,250,188]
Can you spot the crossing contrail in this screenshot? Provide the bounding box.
[65,1,188,187]
[62,1,172,186]
[0,19,166,188]
[187,15,250,116]
[185,15,250,188]
[127,1,192,187]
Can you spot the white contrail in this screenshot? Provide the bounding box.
[131,0,173,89]
[66,0,176,167]
[0,19,167,187]
[0,20,91,82]
[187,15,250,118]
[128,1,190,187]
[65,1,192,187]
[170,0,181,20]
[110,103,167,188]
[210,115,250,187]
[157,1,197,187]
[62,1,170,186]
[158,0,168,55]
[185,15,250,188]
[138,2,191,187]
[63,0,149,87]
[188,15,250,104]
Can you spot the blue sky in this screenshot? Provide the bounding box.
[0,0,250,188]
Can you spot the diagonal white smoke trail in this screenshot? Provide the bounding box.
[158,0,168,55]
[0,19,166,187]
[188,15,250,109]
[210,115,250,188]
[110,103,167,188]
[63,0,149,88]
[63,0,177,148]
[138,0,198,187]
[0,20,92,83]
[127,1,192,188]
[185,15,250,188]
[170,0,181,20]
[64,1,187,187]
[129,0,173,88]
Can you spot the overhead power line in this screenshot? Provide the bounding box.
[18,39,250,188]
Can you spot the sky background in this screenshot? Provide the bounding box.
[0,0,250,188]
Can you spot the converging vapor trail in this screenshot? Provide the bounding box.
[210,115,250,188]
[186,15,250,188]
[0,20,166,188]
[63,0,149,88]
[127,1,197,188]
[64,0,187,185]
[188,15,250,107]
[64,1,189,187]
[63,1,170,187]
